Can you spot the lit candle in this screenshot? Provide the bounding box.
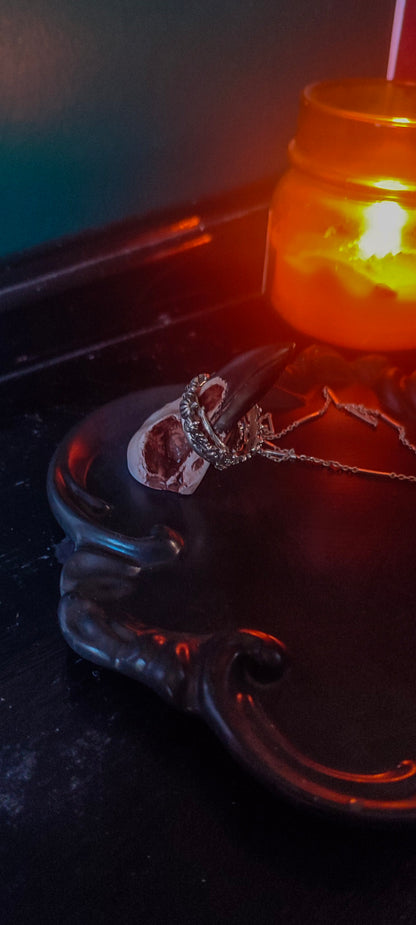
[267,79,416,350]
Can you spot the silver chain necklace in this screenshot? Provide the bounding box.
[180,375,416,484]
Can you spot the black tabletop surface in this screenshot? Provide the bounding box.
[2,190,416,924]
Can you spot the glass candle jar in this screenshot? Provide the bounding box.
[267,79,416,351]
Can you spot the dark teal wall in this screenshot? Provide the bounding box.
[0,0,394,256]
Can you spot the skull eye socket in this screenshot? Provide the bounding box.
[144,416,191,481]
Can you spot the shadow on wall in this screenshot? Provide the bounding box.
[0,0,394,256]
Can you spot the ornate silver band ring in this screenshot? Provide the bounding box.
[179,374,261,470]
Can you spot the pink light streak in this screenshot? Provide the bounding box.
[387,0,407,79]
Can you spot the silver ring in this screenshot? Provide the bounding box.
[179,374,262,470]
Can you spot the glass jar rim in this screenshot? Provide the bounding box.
[304,78,416,128]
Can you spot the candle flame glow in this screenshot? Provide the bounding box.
[358,200,408,259]
[373,178,410,191]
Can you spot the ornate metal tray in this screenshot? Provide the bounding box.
[47,373,416,823]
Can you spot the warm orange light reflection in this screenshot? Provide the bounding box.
[67,436,92,483]
[175,641,192,664]
[157,233,212,261]
[153,634,166,647]
[236,691,254,707]
[170,216,202,234]
[268,79,416,350]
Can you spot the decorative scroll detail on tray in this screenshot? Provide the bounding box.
[58,545,416,819]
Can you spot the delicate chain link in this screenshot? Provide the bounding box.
[180,377,416,484]
[257,386,416,483]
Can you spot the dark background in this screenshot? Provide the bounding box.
[0,0,394,256]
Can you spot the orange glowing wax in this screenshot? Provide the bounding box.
[267,79,416,351]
